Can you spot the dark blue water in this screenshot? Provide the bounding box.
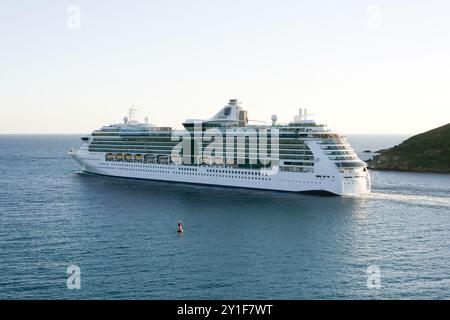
[0,134,449,299]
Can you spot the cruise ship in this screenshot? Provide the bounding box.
[69,99,371,195]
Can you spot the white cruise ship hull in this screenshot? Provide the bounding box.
[70,150,371,196]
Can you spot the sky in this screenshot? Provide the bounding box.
[1,0,449,134]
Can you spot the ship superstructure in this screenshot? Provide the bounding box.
[69,99,371,195]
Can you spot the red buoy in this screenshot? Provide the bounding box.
[177,222,183,233]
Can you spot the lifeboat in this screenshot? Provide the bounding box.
[115,153,124,161]
[203,156,212,165]
[158,155,169,164]
[226,158,235,165]
[105,153,114,161]
[144,154,156,164]
[213,157,224,165]
[171,154,182,165]
[124,154,133,162]
[134,154,143,162]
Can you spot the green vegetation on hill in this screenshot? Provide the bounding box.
[368,123,450,173]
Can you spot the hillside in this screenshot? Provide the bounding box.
[368,123,450,173]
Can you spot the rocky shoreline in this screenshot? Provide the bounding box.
[366,123,450,174]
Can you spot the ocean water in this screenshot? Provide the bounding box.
[0,134,449,299]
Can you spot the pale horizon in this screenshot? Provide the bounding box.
[1,0,449,134]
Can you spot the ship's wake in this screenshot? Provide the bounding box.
[348,191,450,209]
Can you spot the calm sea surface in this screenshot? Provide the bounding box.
[0,134,449,299]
